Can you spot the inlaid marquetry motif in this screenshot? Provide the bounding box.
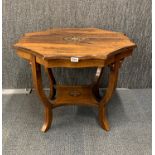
[64,36,86,42]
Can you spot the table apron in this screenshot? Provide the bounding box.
[16,49,133,68]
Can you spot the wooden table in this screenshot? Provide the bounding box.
[14,28,136,132]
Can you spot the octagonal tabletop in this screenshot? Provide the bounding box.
[14,28,136,60]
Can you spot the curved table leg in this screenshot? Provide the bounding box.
[31,56,53,132]
[99,61,120,131]
[45,68,56,99]
[93,67,104,99]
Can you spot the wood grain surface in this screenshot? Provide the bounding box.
[14,28,136,60]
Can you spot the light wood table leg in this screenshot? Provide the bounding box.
[31,56,53,132]
[93,67,104,99]
[99,61,120,131]
[45,68,56,99]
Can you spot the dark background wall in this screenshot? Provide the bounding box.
[3,0,151,89]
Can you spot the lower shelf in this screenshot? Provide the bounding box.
[52,85,99,108]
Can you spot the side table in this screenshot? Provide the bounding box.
[14,28,136,132]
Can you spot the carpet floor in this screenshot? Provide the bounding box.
[2,89,151,155]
